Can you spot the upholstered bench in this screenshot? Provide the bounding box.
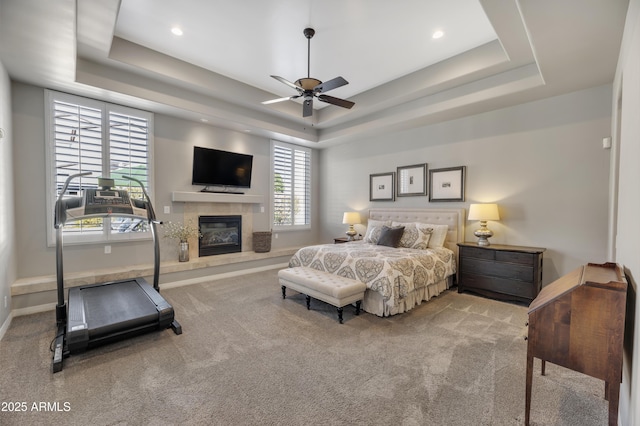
[278,267,366,324]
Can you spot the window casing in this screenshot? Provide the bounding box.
[271,141,311,230]
[45,90,154,245]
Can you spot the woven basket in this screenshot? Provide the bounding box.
[252,231,272,253]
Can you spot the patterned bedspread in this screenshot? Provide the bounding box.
[288,242,456,308]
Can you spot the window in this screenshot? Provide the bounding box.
[45,90,154,245]
[272,141,311,229]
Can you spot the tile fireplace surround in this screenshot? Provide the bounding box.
[183,202,253,261]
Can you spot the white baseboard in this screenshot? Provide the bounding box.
[10,263,289,318]
[0,311,13,341]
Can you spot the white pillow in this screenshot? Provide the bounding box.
[363,219,391,244]
[390,221,433,249]
[423,223,449,248]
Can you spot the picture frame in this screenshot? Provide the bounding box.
[369,172,395,201]
[397,163,427,197]
[429,166,466,202]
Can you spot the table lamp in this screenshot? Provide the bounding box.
[468,203,500,246]
[342,212,361,241]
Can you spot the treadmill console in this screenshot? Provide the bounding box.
[64,188,148,222]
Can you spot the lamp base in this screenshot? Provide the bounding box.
[474,222,493,246]
[346,225,357,241]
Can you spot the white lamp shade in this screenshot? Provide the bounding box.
[342,212,361,225]
[468,204,500,221]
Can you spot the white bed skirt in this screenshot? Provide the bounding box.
[362,276,452,317]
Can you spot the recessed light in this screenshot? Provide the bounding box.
[200,118,209,123]
[432,30,444,39]
[171,27,183,36]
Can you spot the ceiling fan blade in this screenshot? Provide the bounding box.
[317,94,355,109]
[261,95,300,105]
[314,76,348,93]
[271,75,303,92]
[303,98,313,117]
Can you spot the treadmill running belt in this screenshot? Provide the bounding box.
[81,280,160,338]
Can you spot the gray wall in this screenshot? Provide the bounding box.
[9,81,613,286]
[319,84,613,286]
[12,82,151,277]
[612,0,640,423]
[0,60,16,330]
[10,82,319,279]
[152,113,320,253]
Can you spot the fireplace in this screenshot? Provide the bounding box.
[199,215,242,257]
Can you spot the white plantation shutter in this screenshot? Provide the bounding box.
[109,111,150,200]
[51,99,105,235]
[52,100,103,193]
[46,90,154,244]
[272,141,311,228]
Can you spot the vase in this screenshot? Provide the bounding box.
[178,241,189,262]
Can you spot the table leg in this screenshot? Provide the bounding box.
[525,352,534,426]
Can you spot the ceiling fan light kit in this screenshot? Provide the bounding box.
[263,27,355,117]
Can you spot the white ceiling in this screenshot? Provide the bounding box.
[114,0,498,101]
[0,0,630,147]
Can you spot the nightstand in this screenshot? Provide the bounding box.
[333,237,350,244]
[457,242,545,304]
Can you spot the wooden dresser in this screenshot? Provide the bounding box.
[525,262,627,426]
[457,243,545,303]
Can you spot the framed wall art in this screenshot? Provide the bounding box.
[429,166,466,202]
[397,163,427,197]
[369,172,395,201]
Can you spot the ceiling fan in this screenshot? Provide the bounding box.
[262,27,355,117]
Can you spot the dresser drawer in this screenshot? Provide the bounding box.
[460,246,495,261]
[459,273,536,300]
[495,251,535,266]
[460,257,534,282]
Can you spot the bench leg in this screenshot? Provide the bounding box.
[337,307,344,324]
[305,295,311,310]
[281,285,286,299]
[355,300,361,315]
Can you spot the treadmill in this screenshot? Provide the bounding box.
[52,172,181,373]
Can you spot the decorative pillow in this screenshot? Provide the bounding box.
[376,226,405,248]
[363,219,391,244]
[391,221,434,249]
[423,224,449,248]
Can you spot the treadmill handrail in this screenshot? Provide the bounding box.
[122,175,162,291]
[55,172,92,229]
[57,171,92,203]
[122,175,157,223]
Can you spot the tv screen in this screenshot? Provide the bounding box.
[192,146,253,189]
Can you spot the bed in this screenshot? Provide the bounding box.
[288,208,465,317]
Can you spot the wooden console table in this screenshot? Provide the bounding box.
[525,262,627,426]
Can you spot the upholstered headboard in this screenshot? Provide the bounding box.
[368,208,466,262]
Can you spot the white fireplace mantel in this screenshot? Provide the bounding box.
[172,191,264,204]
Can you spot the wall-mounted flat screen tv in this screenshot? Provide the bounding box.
[192,146,253,190]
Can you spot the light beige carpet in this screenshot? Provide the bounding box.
[0,269,607,425]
